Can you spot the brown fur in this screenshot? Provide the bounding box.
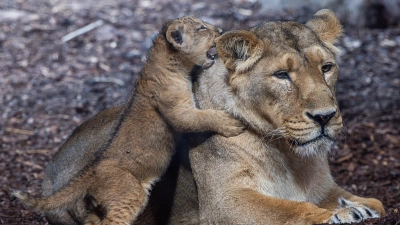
[187,9,385,224]
[11,16,244,225]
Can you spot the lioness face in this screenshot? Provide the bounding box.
[249,41,342,156]
[217,10,343,156]
[165,16,222,69]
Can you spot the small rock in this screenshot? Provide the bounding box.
[140,0,152,8]
[109,41,117,48]
[96,25,117,42]
[124,49,141,59]
[380,39,397,47]
[191,2,207,11]
[343,36,362,50]
[237,8,253,17]
[131,30,143,41]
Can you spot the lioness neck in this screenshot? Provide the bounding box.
[196,59,275,134]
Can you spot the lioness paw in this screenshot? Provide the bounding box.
[329,197,379,224]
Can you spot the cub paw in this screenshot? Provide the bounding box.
[10,190,37,208]
[329,197,379,224]
[216,113,245,137]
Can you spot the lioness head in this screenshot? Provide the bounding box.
[204,9,343,156]
[163,16,222,69]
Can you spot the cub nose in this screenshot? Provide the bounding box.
[306,111,336,126]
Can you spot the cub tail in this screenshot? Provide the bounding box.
[10,172,91,211]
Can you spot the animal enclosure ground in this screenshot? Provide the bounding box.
[0,0,399,224]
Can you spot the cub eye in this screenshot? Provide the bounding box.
[321,64,333,73]
[198,25,207,30]
[273,71,290,80]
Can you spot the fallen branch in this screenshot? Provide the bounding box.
[61,20,104,43]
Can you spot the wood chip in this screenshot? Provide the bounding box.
[335,153,353,163]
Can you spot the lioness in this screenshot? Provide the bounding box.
[11,16,244,225]
[186,9,385,224]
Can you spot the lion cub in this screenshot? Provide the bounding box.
[12,16,244,225]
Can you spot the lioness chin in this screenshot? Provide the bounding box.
[11,16,244,225]
[187,9,385,225]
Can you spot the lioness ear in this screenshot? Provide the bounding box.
[166,22,187,48]
[216,30,264,73]
[306,9,343,45]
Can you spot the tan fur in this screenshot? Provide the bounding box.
[11,16,244,225]
[188,9,385,224]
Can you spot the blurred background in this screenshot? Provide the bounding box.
[0,0,399,224]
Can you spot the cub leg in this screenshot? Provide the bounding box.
[85,212,102,225]
[100,187,148,225]
[84,195,103,225]
[157,86,244,137]
[92,168,149,225]
[169,107,244,137]
[45,210,81,225]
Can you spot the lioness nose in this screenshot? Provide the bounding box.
[306,111,336,126]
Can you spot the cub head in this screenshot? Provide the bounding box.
[216,9,343,156]
[164,16,222,69]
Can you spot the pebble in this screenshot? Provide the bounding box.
[342,36,362,50]
[380,39,397,47]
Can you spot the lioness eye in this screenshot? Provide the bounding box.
[322,64,333,73]
[273,71,290,80]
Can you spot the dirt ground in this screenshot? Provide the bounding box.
[0,0,399,224]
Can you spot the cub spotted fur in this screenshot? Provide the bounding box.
[11,16,243,225]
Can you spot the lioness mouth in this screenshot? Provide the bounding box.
[206,46,217,60]
[289,135,333,146]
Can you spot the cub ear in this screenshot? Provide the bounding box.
[166,22,187,49]
[216,30,264,73]
[306,9,343,45]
